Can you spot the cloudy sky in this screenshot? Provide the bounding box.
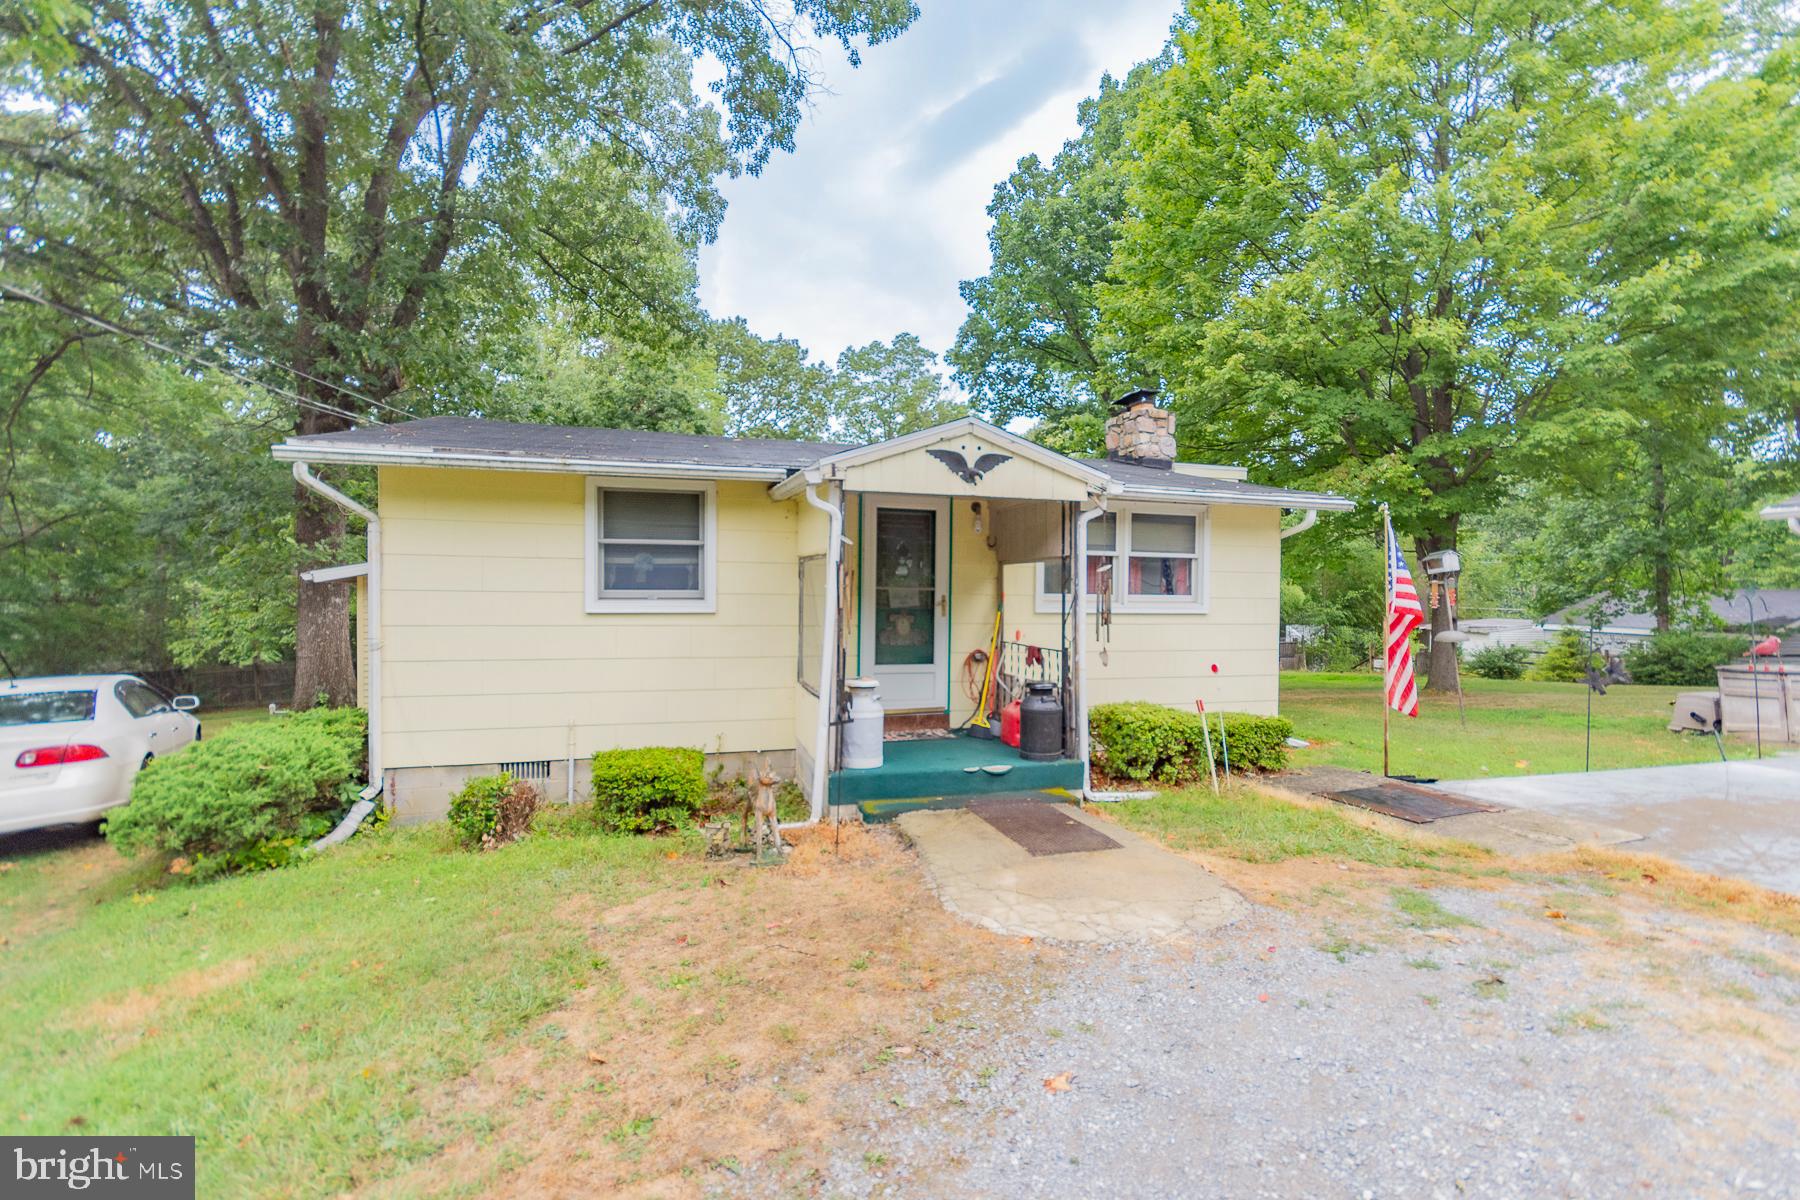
[696,1,1179,377]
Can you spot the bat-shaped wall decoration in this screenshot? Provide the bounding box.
[926,448,1012,484]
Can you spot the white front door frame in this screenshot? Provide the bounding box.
[857,494,951,712]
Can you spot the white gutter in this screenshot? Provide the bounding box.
[1113,481,1356,510]
[291,461,384,849]
[797,477,846,825]
[272,442,791,482]
[1280,509,1320,540]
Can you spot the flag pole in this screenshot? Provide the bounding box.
[1381,503,1391,778]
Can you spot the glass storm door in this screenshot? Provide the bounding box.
[859,498,950,711]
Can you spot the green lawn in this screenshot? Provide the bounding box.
[0,812,686,1195]
[1279,671,1748,779]
[1106,781,1486,867]
[195,704,274,734]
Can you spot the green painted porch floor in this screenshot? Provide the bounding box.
[832,733,1084,821]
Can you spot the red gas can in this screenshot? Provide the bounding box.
[1000,699,1023,748]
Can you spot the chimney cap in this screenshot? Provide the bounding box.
[1114,386,1159,409]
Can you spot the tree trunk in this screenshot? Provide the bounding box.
[290,388,358,709]
[292,478,355,708]
[1415,532,1460,695]
[1648,456,1673,631]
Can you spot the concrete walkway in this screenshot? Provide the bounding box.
[1441,755,1800,895]
[894,803,1244,943]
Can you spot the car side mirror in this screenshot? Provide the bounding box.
[172,695,201,712]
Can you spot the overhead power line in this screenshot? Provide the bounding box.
[0,279,420,427]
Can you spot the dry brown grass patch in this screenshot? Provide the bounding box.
[77,956,260,1033]
[1540,847,1800,939]
[364,825,1033,1199]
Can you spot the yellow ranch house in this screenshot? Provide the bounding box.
[272,391,1352,822]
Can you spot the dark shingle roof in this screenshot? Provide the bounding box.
[1082,458,1357,510]
[1544,589,1800,633]
[276,416,1354,510]
[280,416,852,472]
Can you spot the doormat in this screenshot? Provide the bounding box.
[883,729,957,742]
[1324,781,1501,824]
[967,795,1121,856]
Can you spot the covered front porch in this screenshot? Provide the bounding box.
[776,418,1110,819]
[832,733,1085,821]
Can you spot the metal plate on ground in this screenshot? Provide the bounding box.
[967,795,1121,856]
[1325,781,1501,824]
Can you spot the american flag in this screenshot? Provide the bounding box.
[1385,514,1424,717]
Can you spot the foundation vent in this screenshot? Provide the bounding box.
[500,759,552,781]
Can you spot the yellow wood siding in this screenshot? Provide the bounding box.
[835,431,1089,501]
[947,498,1001,725]
[378,467,800,769]
[1002,505,1283,716]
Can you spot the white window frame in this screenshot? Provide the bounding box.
[585,477,718,614]
[1035,504,1209,615]
[1034,511,1117,613]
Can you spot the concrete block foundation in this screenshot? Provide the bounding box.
[383,749,799,824]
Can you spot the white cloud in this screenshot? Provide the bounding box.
[696,1,1178,375]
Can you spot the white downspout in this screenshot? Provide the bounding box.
[292,461,384,848]
[1280,508,1319,540]
[1072,496,1109,800]
[799,478,846,824]
[1075,492,1154,803]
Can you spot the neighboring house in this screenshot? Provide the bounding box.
[272,391,1352,822]
[1452,617,1549,653]
[1764,493,1800,536]
[1541,589,1800,653]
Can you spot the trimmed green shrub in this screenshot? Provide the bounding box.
[448,771,541,850]
[1089,702,1294,784]
[1465,643,1531,680]
[105,707,367,871]
[591,746,705,834]
[1527,630,1591,682]
[1624,630,1744,686]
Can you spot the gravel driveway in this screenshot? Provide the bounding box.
[729,875,1800,1199]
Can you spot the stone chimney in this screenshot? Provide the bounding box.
[1104,387,1175,469]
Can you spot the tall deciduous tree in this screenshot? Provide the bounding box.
[831,333,964,444]
[714,317,835,441]
[1105,0,1798,690]
[2,0,917,705]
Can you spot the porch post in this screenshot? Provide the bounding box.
[1072,494,1109,796]
[801,477,846,823]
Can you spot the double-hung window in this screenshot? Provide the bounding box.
[1040,513,1115,601]
[586,480,717,613]
[1126,513,1200,602]
[1036,507,1206,612]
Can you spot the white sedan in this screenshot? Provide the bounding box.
[0,675,202,836]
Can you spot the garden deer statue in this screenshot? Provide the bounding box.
[744,758,784,859]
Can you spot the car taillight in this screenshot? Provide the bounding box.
[14,744,108,768]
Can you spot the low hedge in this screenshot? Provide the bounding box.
[1464,642,1531,680]
[1089,701,1294,784]
[592,746,706,834]
[1527,630,1591,682]
[105,707,367,872]
[448,771,541,850]
[1624,630,1745,686]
